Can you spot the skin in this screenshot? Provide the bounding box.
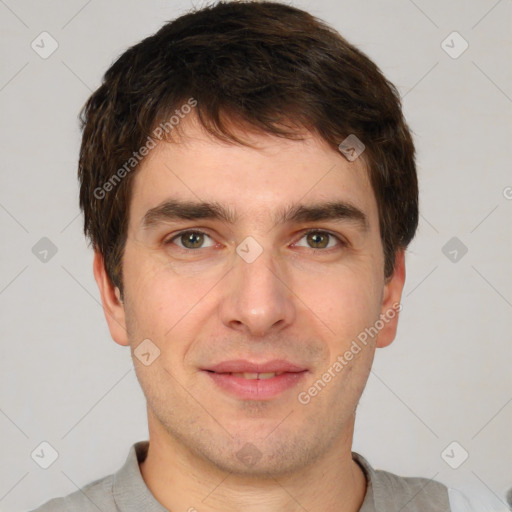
[94,116,406,512]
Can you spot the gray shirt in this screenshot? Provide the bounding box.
[30,440,451,511]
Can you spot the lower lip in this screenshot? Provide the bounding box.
[204,371,308,400]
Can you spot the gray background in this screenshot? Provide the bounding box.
[0,0,511,510]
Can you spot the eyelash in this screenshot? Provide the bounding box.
[164,229,346,251]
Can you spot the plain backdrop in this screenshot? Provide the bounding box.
[0,0,511,510]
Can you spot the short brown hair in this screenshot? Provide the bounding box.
[78,0,418,293]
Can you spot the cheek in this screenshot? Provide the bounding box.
[123,249,220,345]
[122,253,173,339]
[293,262,383,340]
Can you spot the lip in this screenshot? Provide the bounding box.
[202,359,308,400]
[205,359,307,374]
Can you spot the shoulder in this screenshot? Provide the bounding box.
[353,452,450,511]
[28,473,115,512]
[373,467,450,510]
[353,452,512,512]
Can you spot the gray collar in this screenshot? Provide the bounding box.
[113,441,168,511]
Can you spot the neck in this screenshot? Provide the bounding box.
[139,415,367,512]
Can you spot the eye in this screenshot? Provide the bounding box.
[294,230,343,250]
[165,229,343,251]
[166,230,215,250]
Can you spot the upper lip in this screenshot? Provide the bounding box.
[204,359,308,374]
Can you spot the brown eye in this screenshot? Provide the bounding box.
[167,231,214,249]
[307,232,329,248]
[294,230,342,250]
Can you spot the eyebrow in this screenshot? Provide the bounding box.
[141,198,368,231]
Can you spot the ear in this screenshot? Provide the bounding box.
[93,251,129,346]
[376,249,406,349]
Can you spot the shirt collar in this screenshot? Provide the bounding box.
[353,451,379,511]
[113,441,168,511]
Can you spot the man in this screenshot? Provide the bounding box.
[30,1,496,511]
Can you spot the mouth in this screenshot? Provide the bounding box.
[220,371,286,380]
[202,359,308,399]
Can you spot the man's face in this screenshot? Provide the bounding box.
[96,118,404,476]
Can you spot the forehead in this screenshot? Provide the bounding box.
[128,118,377,229]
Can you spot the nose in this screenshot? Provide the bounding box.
[219,245,296,337]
